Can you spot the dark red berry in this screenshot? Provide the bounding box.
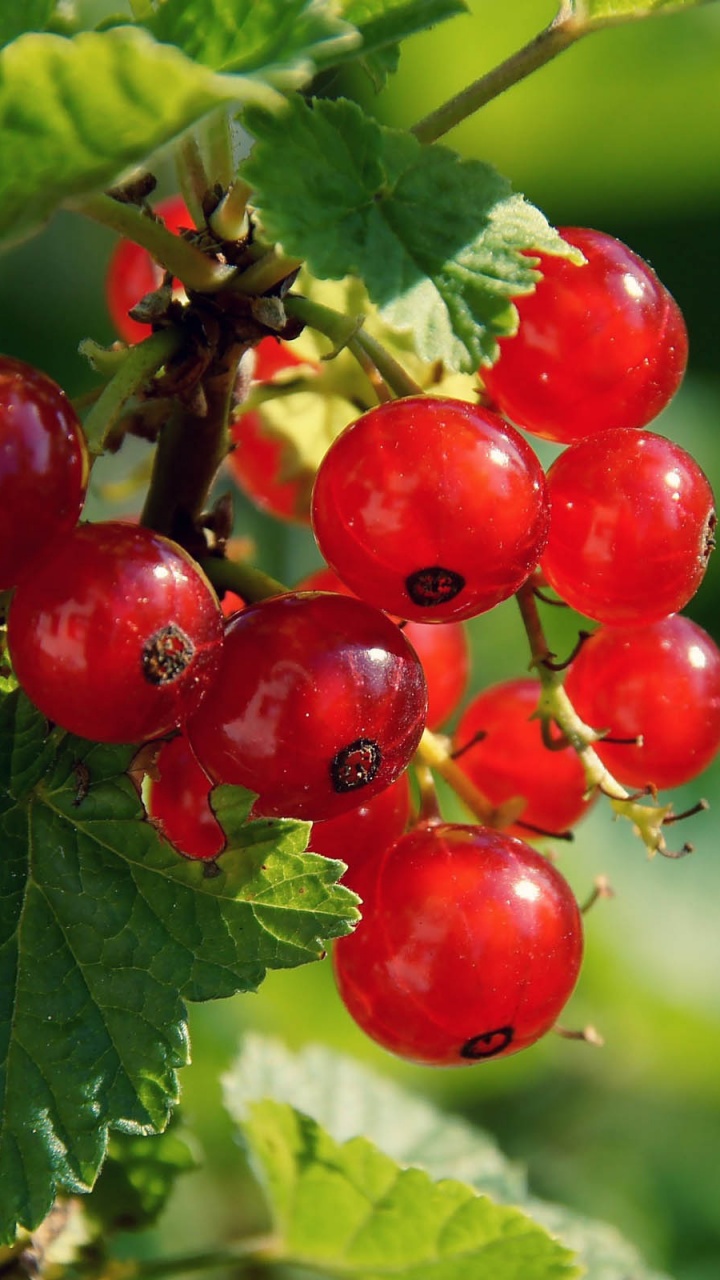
[297,566,469,729]
[8,521,224,743]
[187,592,428,820]
[149,735,224,861]
[0,357,88,590]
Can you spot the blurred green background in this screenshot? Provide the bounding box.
[2,3,720,1277]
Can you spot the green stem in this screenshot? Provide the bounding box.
[349,330,423,400]
[416,729,525,829]
[410,3,582,144]
[116,1235,281,1280]
[199,556,287,603]
[283,296,364,355]
[81,330,184,456]
[209,179,252,242]
[70,193,236,292]
[176,134,211,228]
[205,111,235,194]
[283,296,421,400]
[140,344,244,538]
[232,250,304,295]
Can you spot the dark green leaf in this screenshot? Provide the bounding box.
[0,691,358,1243]
[243,97,580,369]
[0,1,55,49]
[0,26,281,250]
[83,1124,198,1233]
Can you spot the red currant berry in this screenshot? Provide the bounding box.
[149,735,224,861]
[564,616,720,789]
[186,592,428,821]
[228,339,317,524]
[297,566,469,729]
[311,396,549,623]
[308,772,411,871]
[541,429,716,625]
[105,195,192,344]
[0,357,88,590]
[8,522,224,743]
[482,227,688,444]
[229,410,314,524]
[453,678,594,837]
[333,822,583,1065]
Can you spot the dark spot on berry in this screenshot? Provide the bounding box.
[406,565,465,607]
[460,1026,514,1060]
[142,624,195,685]
[703,510,717,562]
[330,738,381,794]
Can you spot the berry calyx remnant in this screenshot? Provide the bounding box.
[333,822,583,1065]
[482,227,688,444]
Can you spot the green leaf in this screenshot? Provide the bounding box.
[0,691,358,1244]
[573,0,714,20]
[243,97,580,369]
[240,1099,579,1279]
[224,1037,672,1280]
[225,1036,527,1204]
[0,26,282,250]
[0,1,55,48]
[144,0,359,80]
[83,1124,198,1233]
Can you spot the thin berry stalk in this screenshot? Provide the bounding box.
[515,580,675,854]
[81,330,184,457]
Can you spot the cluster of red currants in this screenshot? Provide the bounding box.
[3,215,718,1069]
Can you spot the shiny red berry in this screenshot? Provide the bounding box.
[333,822,583,1065]
[150,734,224,861]
[482,227,688,444]
[564,616,720,789]
[311,396,549,622]
[8,522,224,743]
[0,357,88,590]
[308,772,411,871]
[541,429,715,624]
[228,339,318,524]
[187,592,428,820]
[454,678,594,838]
[297,566,469,729]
